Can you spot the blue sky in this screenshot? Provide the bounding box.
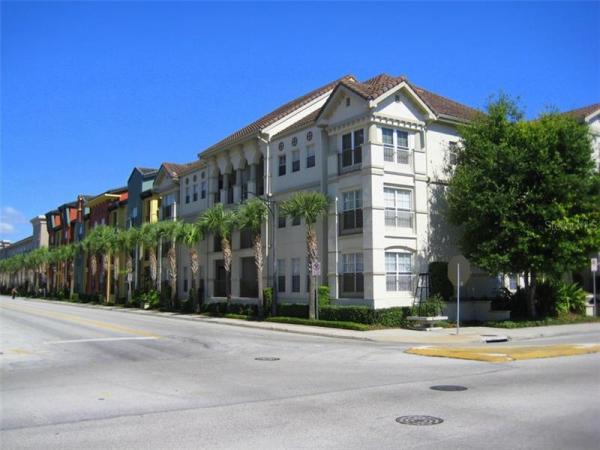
[1,1,599,242]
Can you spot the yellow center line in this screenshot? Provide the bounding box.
[1,302,160,338]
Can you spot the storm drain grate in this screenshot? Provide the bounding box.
[430,385,468,391]
[254,357,280,361]
[396,415,444,426]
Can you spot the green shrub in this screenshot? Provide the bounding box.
[376,307,410,327]
[429,262,453,301]
[70,293,79,302]
[411,294,445,317]
[266,316,370,331]
[201,302,258,316]
[318,285,330,307]
[537,279,587,318]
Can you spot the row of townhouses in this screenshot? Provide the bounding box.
[4,74,600,309]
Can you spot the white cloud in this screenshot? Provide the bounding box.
[0,222,15,233]
[0,207,27,235]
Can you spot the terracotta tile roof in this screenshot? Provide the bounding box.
[562,103,600,122]
[137,167,158,175]
[201,74,356,154]
[412,85,481,121]
[273,109,320,139]
[274,73,479,138]
[161,160,204,179]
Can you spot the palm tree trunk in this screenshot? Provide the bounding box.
[253,233,264,317]
[306,225,318,320]
[222,237,232,308]
[149,248,157,290]
[526,271,537,319]
[69,260,75,300]
[157,237,163,292]
[168,243,177,309]
[189,249,199,311]
[126,254,133,304]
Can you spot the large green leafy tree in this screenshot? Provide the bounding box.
[280,191,330,320]
[197,203,237,307]
[237,198,269,317]
[446,96,600,318]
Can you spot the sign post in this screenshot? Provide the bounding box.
[592,258,598,317]
[448,255,472,335]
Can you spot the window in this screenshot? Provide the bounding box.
[306,146,316,168]
[278,213,286,228]
[183,266,188,292]
[193,175,197,182]
[193,184,198,202]
[448,141,459,165]
[279,155,286,176]
[341,129,363,168]
[384,187,413,228]
[214,235,222,252]
[201,171,205,179]
[291,258,300,292]
[340,190,362,233]
[163,194,175,219]
[201,181,207,199]
[385,252,412,291]
[382,128,411,165]
[292,149,300,172]
[277,259,286,293]
[292,215,300,226]
[341,253,364,294]
[240,229,253,249]
[185,187,190,204]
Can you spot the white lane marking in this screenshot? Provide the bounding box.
[44,336,159,345]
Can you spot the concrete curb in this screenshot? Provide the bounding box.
[8,297,377,343]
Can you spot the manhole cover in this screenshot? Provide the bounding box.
[430,385,468,391]
[396,415,444,426]
[254,357,280,361]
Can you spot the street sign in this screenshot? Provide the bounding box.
[448,255,471,287]
[310,261,321,276]
[448,255,471,336]
[591,258,598,273]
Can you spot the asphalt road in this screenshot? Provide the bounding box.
[1,297,599,450]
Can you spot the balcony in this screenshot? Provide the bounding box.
[338,146,362,175]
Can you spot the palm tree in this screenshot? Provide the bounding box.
[138,222,159,293]
[237,198,269,317]
[83,225,118,302]
[197,203,237,308]
[181,222,203,311]
[57,244,78,299]
[157,220,185,309]
[280,191,330,320]
[118,227,139,304]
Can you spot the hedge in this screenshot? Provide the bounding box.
[266,317,370,331]
[276,304,410,327]
[201,302,258,316]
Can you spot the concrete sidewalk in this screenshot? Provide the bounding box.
[5,296,600,345]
